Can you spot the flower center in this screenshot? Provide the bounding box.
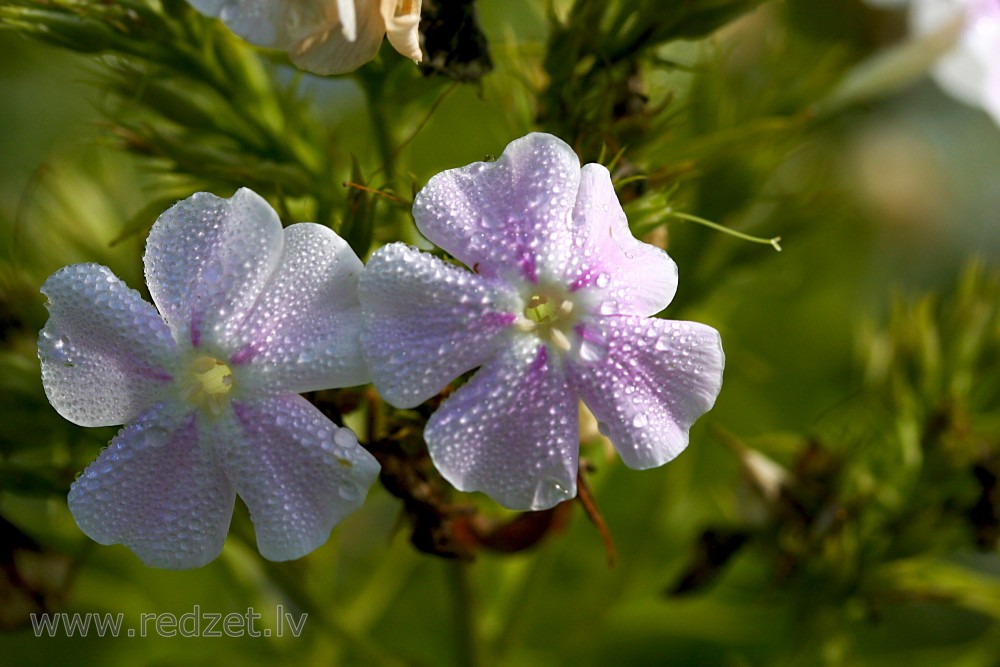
[181,355,234,416]
[517,290,577,352]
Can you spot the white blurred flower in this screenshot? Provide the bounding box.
[189,0,422,75]
[910,0,1000,125]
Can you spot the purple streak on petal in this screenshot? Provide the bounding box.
[520,251,538,283]
[568,269,597,291]
[137,366,174,382]
[481,312,517,328]
[190,313,202,348]
[231,399,251,424]
[230,343,257,365]
[574,323,604,345]
[528,343,548,374]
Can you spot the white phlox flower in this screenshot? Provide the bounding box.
[188,0,422,75]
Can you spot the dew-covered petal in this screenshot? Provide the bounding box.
[567,164,679,317]
[216,394,380,561]
[566,316,724,470]
[67,402,235,569]
[229,223,368,393]
[380,0,422,61]
[144,189,284,352]
[425,338,579,511]
[39,264,176,428]
[412,133,583,283]
[359,243,520,408]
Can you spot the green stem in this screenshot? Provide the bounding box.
[355,69,407,243]
[255,555,407,667]
[667,210,782,251]
[446,561,481,667]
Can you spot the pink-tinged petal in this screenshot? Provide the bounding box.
[39,264,176,428]
[568,164,679,317]
[217,395,379,561]
[229,223,368,393]
[359,243,520,408]
[566,316,724,469]
[425,338,579,511]
[68,402,235,569]
[144,189,284,352]
[412,133,583,283]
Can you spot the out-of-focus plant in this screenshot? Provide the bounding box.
[675,263,1000,662]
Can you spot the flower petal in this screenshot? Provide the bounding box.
[380,0,422,61]
[359,243,520,408]
[289,0,386,75]
[567,316,724,469]
[911,0,991,107]
[568,164,679,317]
[68,402,235,569]
[39,264,176,427]
[218,395,380,561]
[204,0,350,49]
[144,189,284,352]
[425,338,579,511]
[229,223,368,393]
[412,133,583,283]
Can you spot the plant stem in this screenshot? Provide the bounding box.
[446,561,481,667]
[667,210,782,251]
[257,557,407,667]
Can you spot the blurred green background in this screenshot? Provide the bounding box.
[1,0,999,665]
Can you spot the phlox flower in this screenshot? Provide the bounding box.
[359,133,725,511]
[911,0,1000,125]
[188,0,422,75]
[38,188,379,569]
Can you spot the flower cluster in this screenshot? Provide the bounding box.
[187,0,422,75]
[39,134,724,568]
